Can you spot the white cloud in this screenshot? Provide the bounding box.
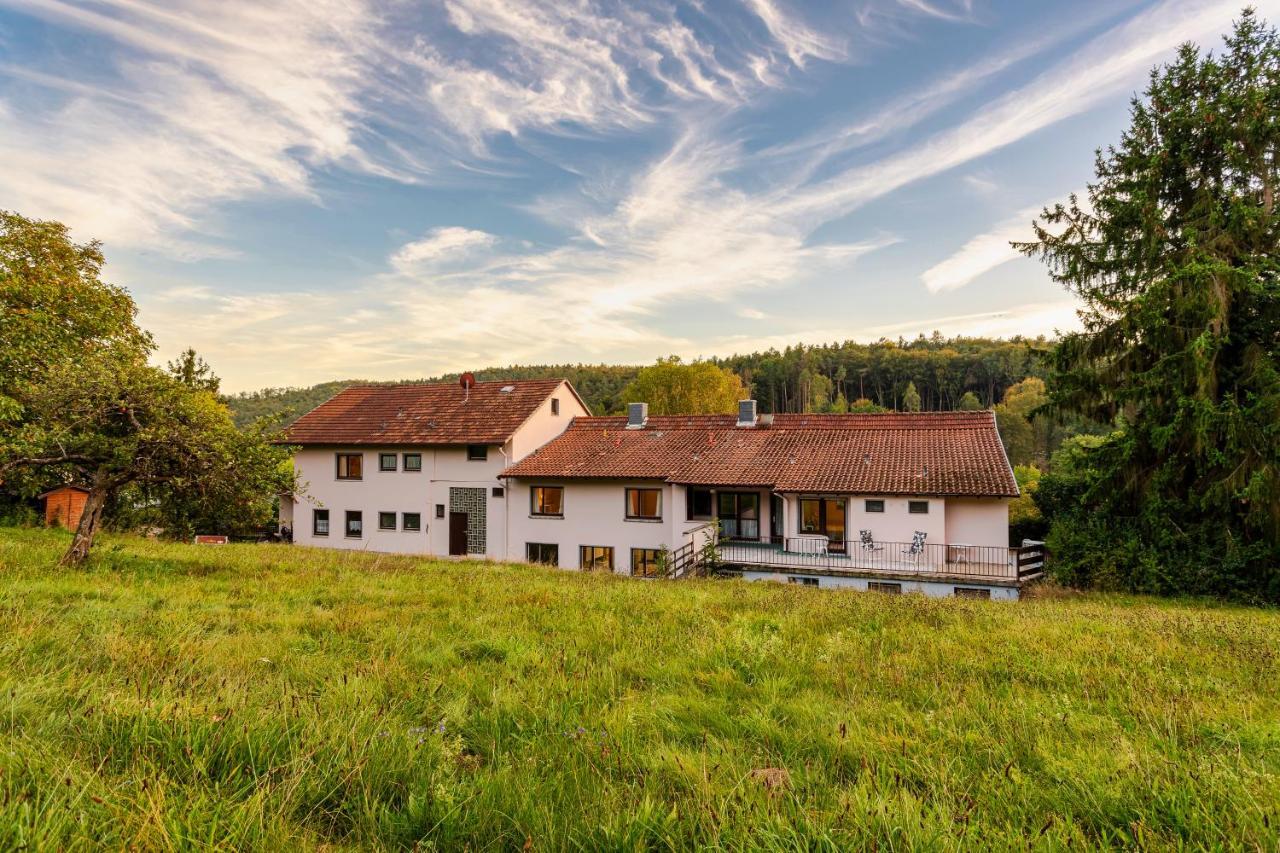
[859,300,1084,340]
[921,204,1041,293]
[390,227,497,272]
[779,0,1271,224]
[742,0,845,68]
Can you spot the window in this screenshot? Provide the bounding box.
[687,487,714,520]
[630,548,664,578]
[467,444,488,461]
[864,499,885,513]
[345,510,363,538]
[788,576,820,587]
[625,488,662,521]
[402,512,421,531]
[313,509,329,537]
[435,504,446,519]
[378,511,396,530]
[954,587,991,600]
[403,453,422,472]
[336,453,363,480]
[492,487,505,498]
[379,453,397,472]
[551,398,560,416]
[530,486,564,517]
[867,581,902,595]
[526,542,559,565]
[908,500,929,514]
[579,546,613,571]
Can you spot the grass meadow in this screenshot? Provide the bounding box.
[0,527,1277,850]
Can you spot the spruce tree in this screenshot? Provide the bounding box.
[1019,11,1280,598]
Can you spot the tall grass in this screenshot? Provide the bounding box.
[0,527,1276,849]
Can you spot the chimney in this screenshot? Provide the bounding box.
[737,399,758,428]
[626,402,648,429]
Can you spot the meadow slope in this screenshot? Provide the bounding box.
[0,528,1276,850]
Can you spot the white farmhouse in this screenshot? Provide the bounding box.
[280,384,1043,598]
[278,378,588,557]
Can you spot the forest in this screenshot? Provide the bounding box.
[224,335,1052,425]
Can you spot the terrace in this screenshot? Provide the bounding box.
[716,537,1046,583]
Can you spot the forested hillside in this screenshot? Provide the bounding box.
[224,335,1052,426]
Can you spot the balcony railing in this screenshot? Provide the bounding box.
[717,537,1046,581]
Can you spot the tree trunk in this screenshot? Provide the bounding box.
[61,487,108,566]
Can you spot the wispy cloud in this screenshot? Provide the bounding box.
[778,0,1259,224]
[390,227,497,273]
[921,204,1042,293]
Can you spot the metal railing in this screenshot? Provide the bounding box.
[665,522,720,579]
[717,537,1047,581]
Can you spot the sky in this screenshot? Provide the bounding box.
[0,0,1271,392]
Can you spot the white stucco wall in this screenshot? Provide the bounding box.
[741,570,1019,600]
[290,446,504,555]
[944,498,1011,548]
[286,383,581,558]
[845,495,947,548]
[506,479,675,573]
[509,383,590,460]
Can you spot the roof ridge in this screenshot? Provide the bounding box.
[343,377,567,390]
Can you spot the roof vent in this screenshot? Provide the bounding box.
[737,399,757,428]
[626,402,648,429]
[500,385,515,393]
[758,413,774,427]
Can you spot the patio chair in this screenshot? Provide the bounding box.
[859,529,884,552]
[903,531,927,562]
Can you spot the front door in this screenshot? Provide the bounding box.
[799,498,848,552]
[448,512,468,556]
[770,494,784,544]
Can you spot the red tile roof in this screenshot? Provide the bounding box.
[282,379,580,446]
[500,411,1018,497]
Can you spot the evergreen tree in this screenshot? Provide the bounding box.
[167,347,221,394]
[1019,11,1280,598]
[901,381,922,412]
[958,391,983,411]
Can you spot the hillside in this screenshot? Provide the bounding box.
[1,527,1275,849]
[224,335,1052,427]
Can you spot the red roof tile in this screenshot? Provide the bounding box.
[500,411,1018,497]
[282,379,579,446]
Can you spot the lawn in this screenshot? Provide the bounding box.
[0,528,1276,850]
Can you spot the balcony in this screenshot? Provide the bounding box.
[717,537,1046,583]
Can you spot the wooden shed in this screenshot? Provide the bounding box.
[41,486,90,530]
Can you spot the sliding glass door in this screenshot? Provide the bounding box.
[799,498,847,552]
[718,492,760,540]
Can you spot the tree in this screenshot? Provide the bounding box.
[849,398,886,413]
[957,391,983,411]
[3,351,292,562]
[621,357,749,415]
[0,212,292,564]
[167,347,221,394]
[1017,11,1280,598]
[0,211,150,418]
[901,381,921,412]
[993,378,1050,466]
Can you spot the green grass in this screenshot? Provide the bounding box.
[0,528,1277,850]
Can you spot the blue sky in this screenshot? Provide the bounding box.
[0,0,1268,391]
